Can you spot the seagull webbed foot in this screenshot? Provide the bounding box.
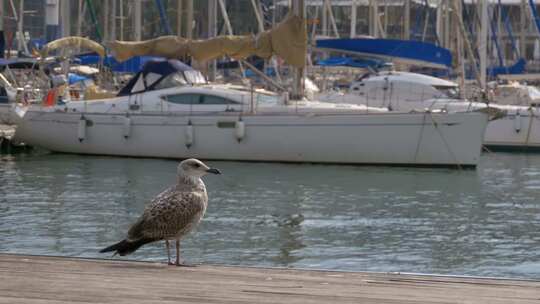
[175,261,197,267]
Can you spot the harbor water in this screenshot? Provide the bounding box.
[0,151,539,279]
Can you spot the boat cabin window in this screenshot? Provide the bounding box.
[184,70,206,84]
[153,70,206,91]
[164,93,240,105]
[154,72,188,90]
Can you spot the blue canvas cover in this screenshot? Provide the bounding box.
[316,38,452,69]
[117,59,198,96]
[487,58,526,78]
[315,56,389,69]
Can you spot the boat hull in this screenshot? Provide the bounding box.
[318,92,540,151]
[484,112,540,150]
[14,110,487,167]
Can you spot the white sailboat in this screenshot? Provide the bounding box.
[317,70,540,150]
[13,59,488,167]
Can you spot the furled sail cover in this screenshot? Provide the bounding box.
[41,36,106,58]
[109,14,307,68]
[316,38,452,69]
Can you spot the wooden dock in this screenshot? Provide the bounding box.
[0,254,538,304]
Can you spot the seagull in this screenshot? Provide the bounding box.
[100,158,221,266]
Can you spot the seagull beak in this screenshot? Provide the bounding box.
[206,168,221,175]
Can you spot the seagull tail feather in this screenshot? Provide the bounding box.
[99,238,153,256]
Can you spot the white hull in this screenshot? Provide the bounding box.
[318,92,540,150]
[484,112,540,150]
[14,110,488,167]
[317,70,540,150]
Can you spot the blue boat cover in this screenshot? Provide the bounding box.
[117,59,196,96]
[487,58,527,78]
[315,56,389,69]
[68,73,89,85]
[316,38,452,69]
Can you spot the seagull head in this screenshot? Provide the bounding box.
[178,158,221,178]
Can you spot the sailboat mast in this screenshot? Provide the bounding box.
[185,0,193,39]
[479,0,488,91]
[291,0,304,100]
[0,0,4,58]
[134,0,141,40]
[350,0,357,38]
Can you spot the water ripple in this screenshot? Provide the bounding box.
[0,152,539,279]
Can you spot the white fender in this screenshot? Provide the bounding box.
[514,111,522,133]
[78,116,86,142]
[123,115,131,139]
[185,120,193,148]
[235,118,245,142]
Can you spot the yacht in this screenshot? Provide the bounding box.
[318,71,540,150]
[13,60,489,167]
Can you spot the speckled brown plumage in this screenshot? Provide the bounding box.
[127,177,207,242]
[100,159,221,266]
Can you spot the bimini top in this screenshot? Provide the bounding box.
[117,59,206,96]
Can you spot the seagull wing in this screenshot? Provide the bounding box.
[127,187,207,241]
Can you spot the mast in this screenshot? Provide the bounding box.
[16,0,22,50]
[77,0,83,37]
[177,0,182,36]
[520,0,526,58]
[451,0,480,87]
[251,0,264,33]
[350,0,357,38]
[217,0,246,78]
[324,0,339,37]
[119,0,124,40]
[134,0,141,40]
[291,0,305,100]
[0,0,4,58]
[61,0,70,38]
[370,0,378,37]
[207,0,217,81]
[111,0,117,41]
[322,0,327,36]
[479,0,488,91]
[103,0,109,41]
[456,0,466,99]
[404,0,410,40]
[185,0,193,39]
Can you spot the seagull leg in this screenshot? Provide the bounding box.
[166,240,173,265]
[175,239,196,267]
[175,239,181,266]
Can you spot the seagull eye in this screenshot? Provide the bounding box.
[194,163,200,168]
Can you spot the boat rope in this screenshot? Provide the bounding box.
[413,112,427,164]
[524,107,535,149]
[428,111,463,171]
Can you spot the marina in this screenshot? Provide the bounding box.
[1,0,540,302]
[1,253,539,304]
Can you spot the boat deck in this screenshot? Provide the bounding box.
[0,254,538,303]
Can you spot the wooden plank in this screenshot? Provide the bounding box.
[0,254,539,304]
